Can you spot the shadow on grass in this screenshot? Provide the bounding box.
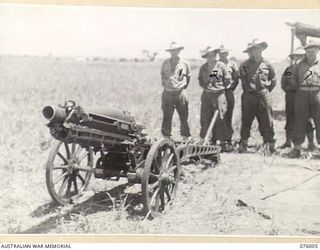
[20,184,136,234]
[30,202,60,218]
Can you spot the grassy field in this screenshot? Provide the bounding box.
[0,55,319,235]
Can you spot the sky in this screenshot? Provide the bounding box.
[0,5,320,61]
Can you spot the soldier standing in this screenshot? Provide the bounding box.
[160,42,192,140]
[198,46,231,151]
[290,41,320,158]
[219,45,240,150]
[238,39,277,153]
[280,48,315,149]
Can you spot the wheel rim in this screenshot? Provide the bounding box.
[142,139,180,218]
[46,141,93,205]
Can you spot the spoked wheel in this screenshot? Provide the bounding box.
[46,140,94,205]
[141,139,181,219]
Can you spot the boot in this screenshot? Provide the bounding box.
[220,142,228,153]
[280,133,292,149]
[226,140,235,152]
[289,146,301,158]
[279,140,292,149]
[307,142,316,151]
[262,140,277,156]
[269,140,277,154]
[238,140,248,153]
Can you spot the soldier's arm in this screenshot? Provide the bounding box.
[231,63,240,91]
[239,63,248,92]
[268,63,277,92]
[160,61,166,87]
[186,76,191,89]
[280,68,288,92]
[198,65,205,88]
[184,62,192,89]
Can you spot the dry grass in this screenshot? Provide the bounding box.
[0,55,319,235]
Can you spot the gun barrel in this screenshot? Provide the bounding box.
[42,106,66,123]
[42,101,147,149]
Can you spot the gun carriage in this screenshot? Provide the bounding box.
[43,100,220,218]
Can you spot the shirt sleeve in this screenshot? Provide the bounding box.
[267,63,276,81]
[280,69,287,91]
[267,63,276,92]
[185,61,192,77]
[198,65,205,88]
[239,62,246,78]
[231,62,240,90]
[160,61,165,77]
[239,62,249,91]
[160,61,166,87]
[231,62,239,72]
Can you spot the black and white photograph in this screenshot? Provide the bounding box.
[0,4,320,236]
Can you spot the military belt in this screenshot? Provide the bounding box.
[299,86,320,91]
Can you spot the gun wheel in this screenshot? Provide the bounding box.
[141,139,181,219]
[46,141,93,205]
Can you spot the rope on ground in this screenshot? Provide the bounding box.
[261,172,320,200]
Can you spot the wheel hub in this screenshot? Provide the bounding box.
[159,172,170,184]
[67,159,78,174]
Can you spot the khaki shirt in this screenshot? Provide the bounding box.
[240,58,276,92]
[293,59,320,88]
[221,60,239,90]
[281,64,298,92]
[161,58,191,91]
[198,61,231,92]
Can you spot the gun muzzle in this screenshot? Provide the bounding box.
[42,106,66,123]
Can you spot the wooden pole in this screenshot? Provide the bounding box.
[290,28,295,66]
[203,110,219,144]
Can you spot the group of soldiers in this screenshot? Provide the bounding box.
[159,40,320,158]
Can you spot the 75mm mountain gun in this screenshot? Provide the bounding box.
[43,100,220,218]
